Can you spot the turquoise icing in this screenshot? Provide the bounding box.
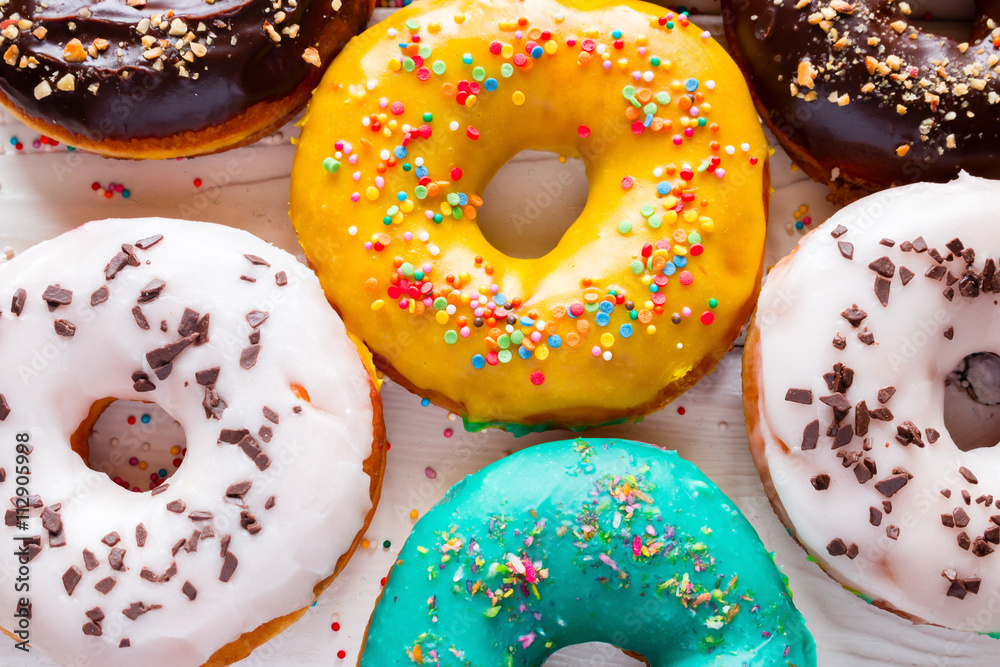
[360,438,817,666]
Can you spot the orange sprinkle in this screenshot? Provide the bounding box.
[544,322,558,335]
[291,384,311,402]
[551,305,567,319]
[469,194,484,207]
[625,106,640,120]
[578,52,592,65]
[566,332,581,346]
[441,83,456,96]
[637,88,652,103]
[364,278,378,292]
[639,309,653,324]
[464,205,477,219]
[576,319,590,334]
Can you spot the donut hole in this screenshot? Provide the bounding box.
[71,398,187,492]
[944,352,1000,452]
[542,643,646,666]
[476,151,588,259]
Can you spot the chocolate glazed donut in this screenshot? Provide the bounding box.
[0,0,374,158]
[721,0,1000,197]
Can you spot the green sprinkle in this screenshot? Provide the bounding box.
[405,19,419,30]
[415,185,428,199]
[643,103,657,115]
[650,56,661,66]
[432,60,447,75]
[451,207,463,219]
[434,297,447,310]
[446,193,460,206]
[400,262,414,277]
[498,349,512,363]
[497,334,511,349]
[501,63,514,78]
[483,606,500,618]
[656,92,671,104]
[640,204,655,217]
[709,298,718,308]
[584,302,599,313]
[423,112,433,122]
[418,45,432,58]
[630,260,644,274]
[617,220,632,234]
[387,205,400,216]
[688,231,702,244]
[444,330,459,344]
[510,330,524,345]
[383,539,393,548]
[403,57,415,72]
[472,66,486,81]
[648,215,662,229]
[322,157,340,174]
[630,309,639,320]
[433,213,443,223]
[698,117,707,127]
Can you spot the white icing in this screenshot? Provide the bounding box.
[0,219,376,665]
[754,173,1000,631]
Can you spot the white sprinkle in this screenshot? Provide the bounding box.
[430,246,440,256]
[415,157,424,166]
[653,167,663,177]
[642,71,654,82]
[418,231,430,242]
[596,44,606,55]
[725,145,735,155]
[603,351,613,361]
[677,343,684,349]
[449,121,459,131]
[446,304,457,315]
[387,27,396,37]
[379,149,390,160]
[741,143,750,152]
[535,320,546,331]
[706,80,716,89]
[362,117,371,127]
[348,226,357,235]
[701,30,710,39]
[366,80,376,90]
[334,151,342,159]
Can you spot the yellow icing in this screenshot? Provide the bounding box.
[290,0,768,429]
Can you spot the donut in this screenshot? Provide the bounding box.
[744,173,1000,630]
[720,0,1000,197]
[0,218,386,665]
[290,0,769,433]
[358,437,817,665]
[0,0,375,159]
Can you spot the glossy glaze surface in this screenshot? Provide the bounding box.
[359,438,816,665]
[291,0,768,430]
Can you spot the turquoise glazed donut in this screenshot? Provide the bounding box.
[359,438,816,665]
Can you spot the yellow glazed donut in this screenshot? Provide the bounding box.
[290,0,769,432]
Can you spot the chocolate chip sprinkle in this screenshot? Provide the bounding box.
[122,602,161,621]
[960,467,979,484]
[120,639,130,648]
[82,622,102,637]
[146,337,195,371]
[875,474,909,497]
[874,277,891,307]
[151,484,169,496]
[258,426,272,443]
[841,305,867,328]
[166,500,186,513]
[275,271,288,286]
[264,496,275,510]
[263,406,279,424]
[831,225,848,238]
[244,254,269,267]
[240,345,261,369]
[62,566,82,595]
[131,306,150,330]
[246,311,269,328]
[94,577,116,594]
[137,279,165,304]
[182,581,197,601]
[944,326,954,340]
[954,507,971,528]
[868,257,895,278]
[196,367,220,386]
[838,241,854,260]
[220,551,238,582]
[869,507,882,526]
[912,236,929,253]
[811,474,830,490]
[899,267,915,285]
[134,234,163,250]
[42,285,73,310]
[880,238,895,247]
[878,387,896,404]
[0,396,9,422]
[220,535,231,557]
[101,532,120,547]
[90,286,109,306]
[240,275,257,283]
[54,319,76,337]
[109,548,126,571]
[226,481,252,498]
[785,388,813,404]
[188,511,213,521]
[41,506,62,534]
[132,371,155,393]
[11,288,26,316]
[886,526,900,540]
[83,549,99,571]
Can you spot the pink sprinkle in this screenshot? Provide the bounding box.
[591,346,601,356]
[390,101,405,115]
[679,271,694,286]
[602,60,612,70]
[631,71,641,82]
[714,168,726,178]
[375,176,385,188]
[351,193,361,202]
[348,155,358,164]
[701,30,711,39]
[684,127,694,137]
[621,176,634,190]
[638,47,646,55]
[682,306,692,317]
[364,242,373,250]
[517,633,536,649]
[631,121,645,135]
[425,466,437,479]
[352,172,361,182]
[672,135,683,145]
[379,97,389,109]
[530,331,542,343]
[599,553,618,571]
[632,535,642,556]
[403,232,413,241]
[443,428,453,438]
[460,326,471,337]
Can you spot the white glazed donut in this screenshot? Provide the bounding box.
[744,173,1000,631]
[0,218,386,666]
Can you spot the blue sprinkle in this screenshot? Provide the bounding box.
[518,346,532,360]
[663,263,676,276]
[656,181,671,195]
[620,324,633,338]
[462,53,473,64]
[158,468,167,477]
[397,191,407,201]
[471,354,486,369]
[531,46,544,59]
[548,335,562,348]
[140,414,151,424]
[599,301,614,314]
[494,294,506,306]
[685,78,699,92]
[673,256,688,268]
[650,284,659,293]
[458,193,469,206]
[519,316,534,327]
[393,145,407,159]
[421,398,430,406]
[644,114,653,128]
[612,29,622,39]
[596,312,610,326]
[415,166,429,179]
[484,78,498,92]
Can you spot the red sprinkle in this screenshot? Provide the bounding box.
[193,178,202,187]
[390,101,405,115]
[631,121,645,135]
[581,39,595,52]
[701,311,715,325]
[331,622,341,632]
[489,41,502,55]
[450,167,462,181]
[577,125,591,139]
[336,650,346,660]
[621,176,634,190]
[677,406,686,415]
[466,127,480,140]
[530,371,545,385]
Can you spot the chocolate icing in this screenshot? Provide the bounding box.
[0,0,371,141]
[721,1,1000,190]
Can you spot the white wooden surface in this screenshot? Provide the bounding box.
[1,6,998,667]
